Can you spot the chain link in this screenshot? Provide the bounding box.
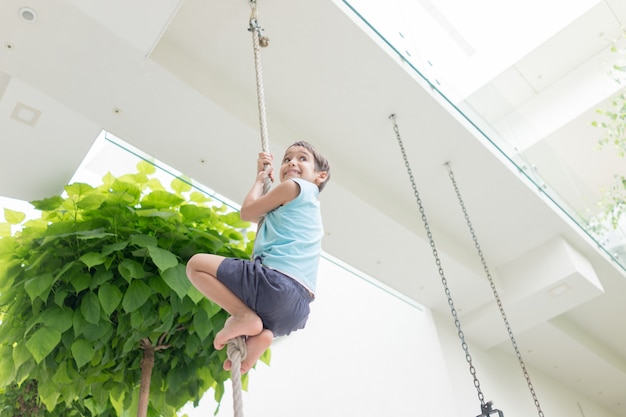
[445,164,545,417]
[389,114,486,408]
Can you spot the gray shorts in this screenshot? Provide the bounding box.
[216,257,313,337]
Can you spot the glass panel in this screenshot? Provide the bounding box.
[75,131,241,212]
[341,0,626,271]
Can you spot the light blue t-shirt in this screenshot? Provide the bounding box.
[253,178,323,294]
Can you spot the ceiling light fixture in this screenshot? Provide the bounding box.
[19,7,37,22]
[11,103,42,127]
[547,282,572,297]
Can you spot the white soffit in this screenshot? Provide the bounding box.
[461,237,604,349]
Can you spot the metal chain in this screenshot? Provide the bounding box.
[389,114,486,408]
[444,163,545,417]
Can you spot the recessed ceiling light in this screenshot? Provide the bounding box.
[11,103,42,127]
[19,7,37,22]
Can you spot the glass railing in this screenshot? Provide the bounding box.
[341,0,626,272]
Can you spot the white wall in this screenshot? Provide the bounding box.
[434,313,619,417]
[181,254,456,416]
[181,252,620,417]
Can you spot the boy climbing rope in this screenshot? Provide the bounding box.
[186,141,330,373]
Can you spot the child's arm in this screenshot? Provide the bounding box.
[240,152,299,222]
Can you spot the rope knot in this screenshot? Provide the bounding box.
[227,336,248,364]
[248,19,270,48]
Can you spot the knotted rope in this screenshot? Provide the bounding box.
[248,0,272,194]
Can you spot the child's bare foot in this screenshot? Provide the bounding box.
[224,329,274,374]
[214,314,263,350]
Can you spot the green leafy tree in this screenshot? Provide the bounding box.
[0,161,266,416]
[591,32,626,231]
[593,36,626,158]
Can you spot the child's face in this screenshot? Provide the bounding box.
[280,145,327,186]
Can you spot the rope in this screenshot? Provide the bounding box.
[224,3,272,416]
[227,336,248,417]
[248,0,272,195]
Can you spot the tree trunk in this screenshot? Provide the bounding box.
[137,339,155,417]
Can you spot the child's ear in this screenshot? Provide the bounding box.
[315,171,329,185]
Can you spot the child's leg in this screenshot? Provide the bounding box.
[186,254,263,349]
[224,329,274,374]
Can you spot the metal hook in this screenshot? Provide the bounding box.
[476,401,504,417]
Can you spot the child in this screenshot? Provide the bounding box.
[186,141,330,373]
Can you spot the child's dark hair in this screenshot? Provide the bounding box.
[288,141,331,191]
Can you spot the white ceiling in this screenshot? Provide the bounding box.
[2,0,626,414]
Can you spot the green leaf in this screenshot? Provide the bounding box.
[0,259,20,296]
[137,160,157,175]
[110,179,141,203]
[65,182,95,199]
[78,229,117,240]
[92,269,114,287]
[12,341,30,371]
[72,309,89,337]
[147,246,178,272]
[98,282,123,316]
[52,360,74,384]
[30,195,63,211]
[190,191,212,203]
[142,190,185,209]
[0,345,16,387]
[81,292,101,324]
[80,252,106,268]
[118,258,145,281]
[71,338,95,368]
[76,193,106,210]
[180,204,213,223]
[188,286,205,304]
[0,222,10,237]
[24,272,55,302]
[122,280,153,313]
[147,177,165,191]
[162,263,191,299]
[4,208,26,225]
[41,306,73,332]
[136,209,176,219]
[220,211,249,228]
[148,274,170,296]
[25,327,61,363]
[171,177,192,194]
[102,240,129,256]
[130,234,157,248]
[193,309,213,340]
[109,386,126,416]
[71,271,92,293]
[38,380,61,412]
[259,347,271,365]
